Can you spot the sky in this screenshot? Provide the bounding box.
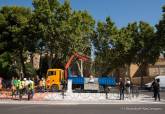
[0,0,164,28]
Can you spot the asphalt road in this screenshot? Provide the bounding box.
[0,104,164,114]
[141,91,165,99]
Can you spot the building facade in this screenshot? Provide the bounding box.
[130,57,165,85]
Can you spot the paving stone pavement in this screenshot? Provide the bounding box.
[0,92,165,104]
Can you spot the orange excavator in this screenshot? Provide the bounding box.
[45,52,89,91]
[45,52,116,92]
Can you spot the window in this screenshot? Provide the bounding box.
[47,71,56,76]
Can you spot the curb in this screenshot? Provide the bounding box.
[0,99,165,105]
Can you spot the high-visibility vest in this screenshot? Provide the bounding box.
[42,80,46,86]
[14,79,18,87]
[29,81,34,90]
[46,79,50,86]
[21,81,25,88]
[18,80,22,89]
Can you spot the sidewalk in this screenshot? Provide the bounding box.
[0,92,165,104]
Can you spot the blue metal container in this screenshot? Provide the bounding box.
[98,76,116,86]
[68,75,84,85]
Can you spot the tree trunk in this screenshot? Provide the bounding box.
[48,49,54,69]
[127,63,131,81]
[140,61,148,89]
[19,49,26,78]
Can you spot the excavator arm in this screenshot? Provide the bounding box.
[65,52,89,79]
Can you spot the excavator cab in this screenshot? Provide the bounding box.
[46,69,64,91]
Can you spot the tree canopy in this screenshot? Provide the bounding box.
[0,0,165,78]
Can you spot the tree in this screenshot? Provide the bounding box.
[92,16,159,79]
[156,5,165,55]
[0,52,13,79]
[0,6,34,78]
[92,17,121,75]
[132,22,157,87]
[32,0,95,71]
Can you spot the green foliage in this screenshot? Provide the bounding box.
[156,5,165,53]
[32,0,95,68]
[0,52,13,79]
[0,52,11,69]
[0,1,165,78]
[92,18,160,75]
[0,6,33,78]
[25,63,37,78]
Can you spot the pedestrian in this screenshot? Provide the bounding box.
[152,79,160,101]
[105,86,110,99]
[125,78,131,99]
[119,78,125,100]
[151,79,156,98]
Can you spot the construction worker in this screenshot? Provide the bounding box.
[11,77,14,87]
[61,78,67,90]
[34,75,40,92]
[39,79,43,92]
[18,78,23,100]
[30,79,35,97]
[42,78,46,92]
[14,77,19,95]
[46,78,50,90]
[24,78,30,94]
[17,78,21,92]
[22,78,26,95]
[11,77,16,98]
[27,78,34,100]
[12,77,18,98]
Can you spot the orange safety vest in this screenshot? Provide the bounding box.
[46,79,50,86]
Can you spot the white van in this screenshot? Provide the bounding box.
[145,75,165,90]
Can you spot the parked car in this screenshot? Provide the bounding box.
[145,75,165,91]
